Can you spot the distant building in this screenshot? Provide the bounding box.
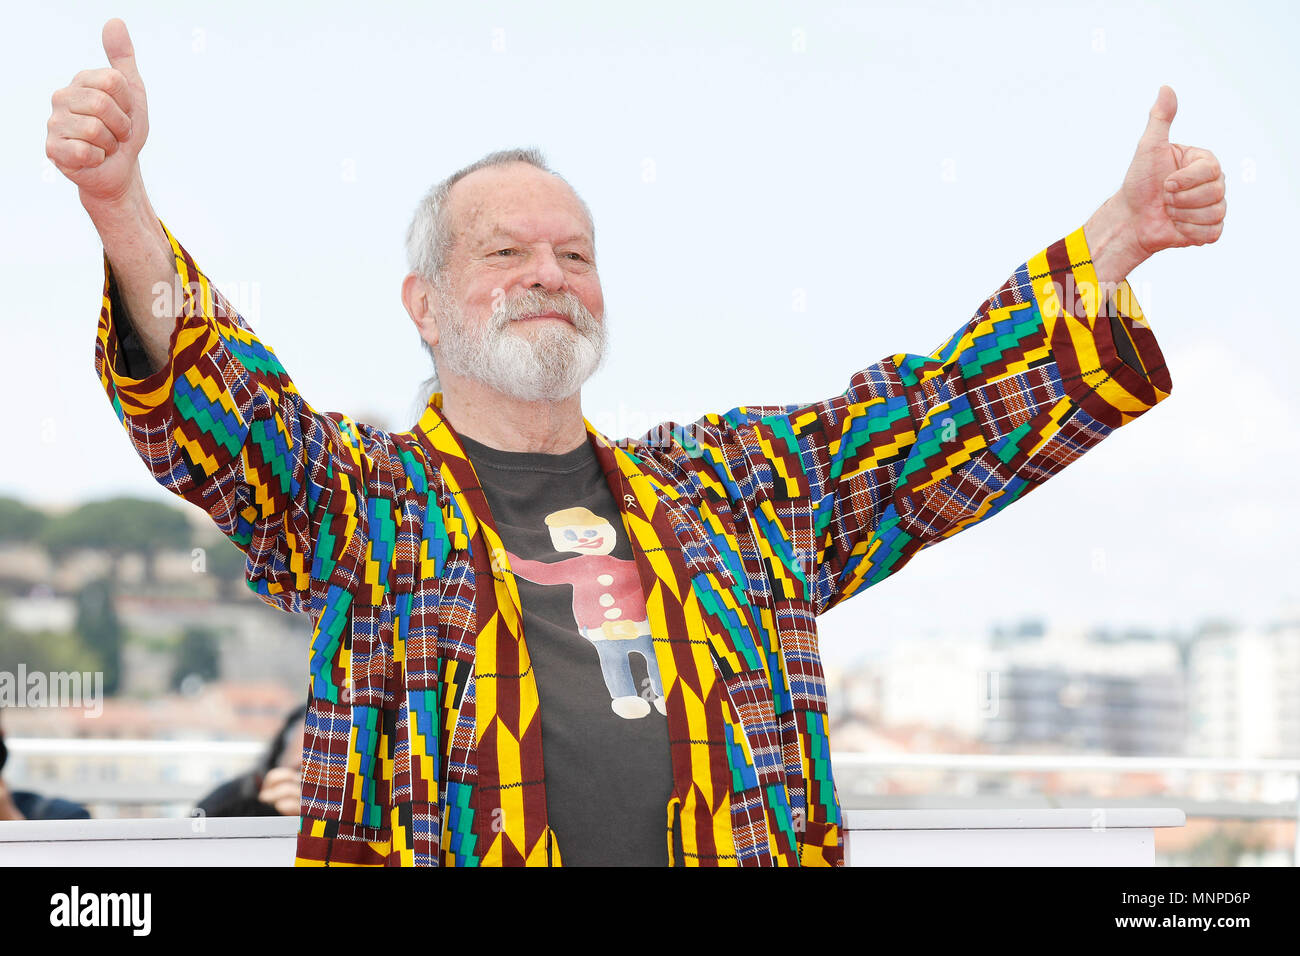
[1186,621,1300,758]
[981,624,1185,755]
[828,621,1187,756]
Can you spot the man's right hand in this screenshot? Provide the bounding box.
[50,18,177,376]
[46,18,149,207]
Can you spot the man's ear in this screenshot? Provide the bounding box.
[401,272,440,348]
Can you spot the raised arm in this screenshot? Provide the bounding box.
[657,87,1223,618]
[670,224,1169,618]
[46,20,412,661]
[46,19,174,373]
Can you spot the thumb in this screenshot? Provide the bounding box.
[102,17,141,80]
[1141,85,1177,145]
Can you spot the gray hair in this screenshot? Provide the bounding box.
[405,147,596,416]
[405,147,594,285]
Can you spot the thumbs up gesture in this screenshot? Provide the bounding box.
[1118,86,1226,256]
[46,18,149,206]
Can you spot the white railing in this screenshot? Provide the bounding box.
[0,809,1186,866]
[4,737,266,816]
[7,740,1297,862]
[833,753,1300,773]
[834,753,1300,864]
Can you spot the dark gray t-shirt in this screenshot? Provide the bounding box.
[458,432,678,866]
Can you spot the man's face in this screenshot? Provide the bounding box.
[431,162,607,403]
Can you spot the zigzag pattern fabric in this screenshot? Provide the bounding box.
[94,221,1171,865]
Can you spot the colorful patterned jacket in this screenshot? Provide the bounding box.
[94,221,1171,865]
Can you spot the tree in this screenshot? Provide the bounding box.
[41,497,192,584]
[0,497,48,543]
[171,625,221,691]
[74,577,123,695]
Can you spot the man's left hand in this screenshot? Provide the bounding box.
[1086,85,1226,288]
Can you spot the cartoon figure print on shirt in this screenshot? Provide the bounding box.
[504,506,667,720]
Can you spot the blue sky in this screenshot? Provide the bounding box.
[5,0,1298,665]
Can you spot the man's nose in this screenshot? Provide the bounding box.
[522,247,567,292]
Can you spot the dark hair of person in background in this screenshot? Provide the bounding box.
[193,703,309,818]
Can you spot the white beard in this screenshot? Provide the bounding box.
[434,285,607,403]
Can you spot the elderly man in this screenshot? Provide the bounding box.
[48,19,1224,866]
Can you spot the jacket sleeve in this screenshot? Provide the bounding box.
[93,219,380,621]
[672,225,1172,616]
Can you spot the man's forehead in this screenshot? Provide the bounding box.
[456,201,592,245]
[448,165,591,243]
[475,219,592,245]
